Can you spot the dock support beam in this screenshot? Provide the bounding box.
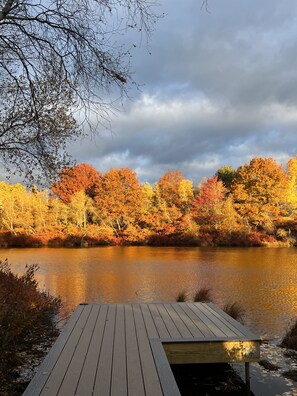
[245,362,250,395]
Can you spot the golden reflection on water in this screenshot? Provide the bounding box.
[1,246,297,338]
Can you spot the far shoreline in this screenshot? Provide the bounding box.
[0,229,295,249]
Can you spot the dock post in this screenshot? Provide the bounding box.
[245,362,250,395]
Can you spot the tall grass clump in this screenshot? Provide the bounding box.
[176,290,188,302]
[193,287,213,303]
[223,302,245,323]
[280,318,297,351]
[0,259,61,392]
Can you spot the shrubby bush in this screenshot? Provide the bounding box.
[0,260,61,391]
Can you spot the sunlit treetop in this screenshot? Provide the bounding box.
[51,163,101,203]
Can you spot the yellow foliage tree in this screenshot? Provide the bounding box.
[68,191,94,229]
[286,156,297,216]
[0,182,33,234]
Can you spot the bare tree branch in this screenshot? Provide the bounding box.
[0,0,161,183]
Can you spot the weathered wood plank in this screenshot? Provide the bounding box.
[148,304,170,338]
[200,303,244,337]
[41,304,93,396]
[23,305,84,396]
[195,303,240,338]
[163,303,193,338]
[111,303,127,396]
[170,303,204,337]
[206,302,260,339]
[186,302,227,338]
[150,340,181,396]
[156,304,181,338]
[75,304,108,396]
[140,303,159,339]
[93,304,116,395]
[133,304,163,396]
[125,304,145,396]
[57,305,100,396]
[178,302,214,337]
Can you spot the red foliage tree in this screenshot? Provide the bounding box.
[191,176,228,230]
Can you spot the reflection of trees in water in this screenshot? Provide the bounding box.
[2,247,297,338]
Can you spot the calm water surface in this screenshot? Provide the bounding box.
[2,246,297,338]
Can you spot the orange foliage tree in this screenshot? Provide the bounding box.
[158,170,194,215]
[51,163,101,203]
[231,157,289,229]
[94,168,144,234]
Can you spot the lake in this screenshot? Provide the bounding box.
[2,246,297,339]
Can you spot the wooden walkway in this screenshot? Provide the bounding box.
[23,302,261,396]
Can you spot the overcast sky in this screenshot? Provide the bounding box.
[69,0,297,186]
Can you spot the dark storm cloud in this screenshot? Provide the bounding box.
[70,0,297,184]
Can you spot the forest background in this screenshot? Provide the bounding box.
[1,155,297,248]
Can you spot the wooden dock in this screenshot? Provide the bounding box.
[23,302,261,396]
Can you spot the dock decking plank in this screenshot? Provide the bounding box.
[155,304,181,338]
[201,303,245,338]
[57,305,100,396]
[75,304,108,396]
[133,304,164,396]
[41,304,93,396]
[206,303,258,339]
[140,303,159,339]
[93,304,116,395]
[178,302,215,337]
[111,303,127,396]
[125,304,146,396]
[169,303,204,337]
[148,304,171,339]
[163,303,193,338]
[187,302,227,338]
[194,302,241,338]
[150,340,181,396]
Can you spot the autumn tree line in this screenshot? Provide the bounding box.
[1,156,297,247]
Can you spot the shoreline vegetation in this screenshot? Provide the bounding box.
[0,229,295,249]
[1,156,297,249]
